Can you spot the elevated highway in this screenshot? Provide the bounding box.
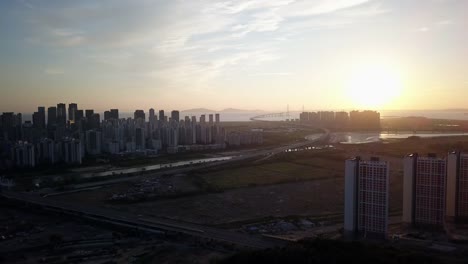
[1,191,284,249]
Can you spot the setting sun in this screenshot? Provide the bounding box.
[346,65,403,109]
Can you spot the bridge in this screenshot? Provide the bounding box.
[250,111,299,121]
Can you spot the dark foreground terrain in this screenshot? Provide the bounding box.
[218,239,468,264]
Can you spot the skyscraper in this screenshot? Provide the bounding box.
[90,113,100,129]
[134,110,145,122]
[159,110,165,123]
[135,127,145,151]
[447,152,468,222]
[171,110,180,123]
[47,106,57,128]
[68,103,78,123]
[33,107,46,129]
[1,112,19,141]
[37,107,46,129]
[86,130,102,155]
[75,109,84,122]
[85,110,94,120]
[215,113,220,123]
[57,103,66,126]
[110,109,119,120]
[104,111,111,121]
[149,108,156,138]
[403,153,446,227]
[149,108,155,122]
[344,157,389,239]
[209,114,214,124]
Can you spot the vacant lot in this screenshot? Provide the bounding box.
[48,136,468,228]
[200,158,342,190]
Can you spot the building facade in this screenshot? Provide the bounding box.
[344,157,389,239]
[403,153,446,227]
[447,152,468,222]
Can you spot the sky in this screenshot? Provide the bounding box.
[0,0,467,113]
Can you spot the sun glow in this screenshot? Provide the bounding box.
[346,64,403,109]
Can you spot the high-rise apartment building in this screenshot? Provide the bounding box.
[110,109,119,120]
[86,130,102,155]
[85,110,94,120]
[37,138,55,164]
[57,103,67,126]
[344,157,389,238]
[149,108,156,122]
[75,110,84,122]
[47,107,57,128]
[134,110,145,121]
[171,110,180,123]
[89,113,100,130]
[13,142,36,168]
[403,153,446,227]
[104,111,111,121]
[447,152,468,222]
[38,107,46,128]
[1,112,20,141]
[209,114,214,124]
[159,110,165,123]
[33,107,46,129]
[68,103,78,123]
[61,139,82,164]
[135,127,145,151]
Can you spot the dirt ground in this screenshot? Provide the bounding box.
[0,204,228,264]
[48,136,468,229]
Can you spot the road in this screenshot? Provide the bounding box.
[1,191,285,249]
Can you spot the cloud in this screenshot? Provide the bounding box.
[24,0,384,90]
[44,68,64,75]
[279,0,372,17]
[230,8,285,37]
[250,72,294,76]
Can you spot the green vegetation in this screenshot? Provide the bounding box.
[341,136,468,158]
[198,150,344,190]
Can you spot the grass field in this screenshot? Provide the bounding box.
[199,151,344,190]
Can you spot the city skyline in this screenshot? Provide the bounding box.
[1,0,468,112]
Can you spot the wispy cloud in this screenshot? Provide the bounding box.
[250,72,294,76]
[24,0,385,90]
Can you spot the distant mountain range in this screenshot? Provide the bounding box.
[182,108,265,113]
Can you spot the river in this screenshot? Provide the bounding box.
[331,132,468,144]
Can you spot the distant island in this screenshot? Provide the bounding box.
[181,108,216,112]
